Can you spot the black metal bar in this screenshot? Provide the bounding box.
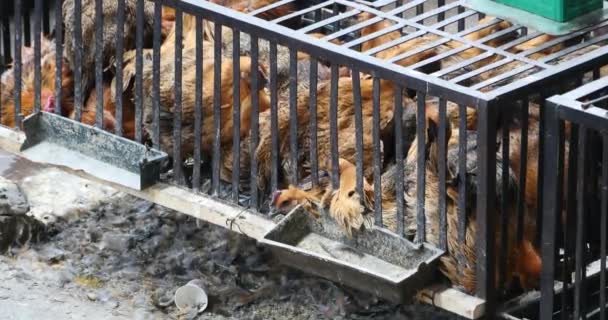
[173,7,184,186]
[73,0,83,121]
[231,27,241,202]
[395,84,405,236]
[499,111,510,291]
[193,16,203,192]
[438,98,447,251]
[2,19,10,66]
[95,0,104,128]
[536,98,546,247]
[33,0,41,113]
[115,0,125,136]
[563,123,579,319]
[212,22,222,196]
[540,104,560,320]
[458,103,467,242]
[152,1,162,148]
[516,98,529,242]
[135,0,144,143]
[352,68,364,200]
[600,133,608,320]
[373,77,382,227]
[476,103,497,316]
[42,0,50,35]
[249,35,260,209]
[438,0,446,22]
[23,5,30,47]
[457,5,465,32]
[330,63,339,188]
[309,58,319,187]
[416,90,426,243]
[13,0,21,126]
[289,48,298,185]
[54,0,62,115]
[269,42,279,195]
[574,126,587,320]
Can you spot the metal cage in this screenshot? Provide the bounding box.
[539,76,608,320]
[2,0,608,318]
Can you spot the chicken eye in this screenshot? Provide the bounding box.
[348,190,356,198]
[280,200,291,208]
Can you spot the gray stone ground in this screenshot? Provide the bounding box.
[0,149,463,320]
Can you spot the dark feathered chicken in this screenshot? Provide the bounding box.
[62,0,156,97]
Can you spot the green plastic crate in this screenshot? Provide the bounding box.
[495,0,603,22]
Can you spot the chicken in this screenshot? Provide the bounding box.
[68,81,137,140]
[251,76,399,197]
[270,171,332,218]
[211,0,305,26]
[1,37,74,128]
[62,0,156,97]
[114,13,271,161]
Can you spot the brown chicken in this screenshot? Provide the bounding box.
[1,37,74,128]
[245,76,400,196]
[67,81,137,140]
[211,0,304,24]
[114,13,271,160]
[62,0,156,97]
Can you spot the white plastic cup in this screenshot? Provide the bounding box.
[174,280,208,313]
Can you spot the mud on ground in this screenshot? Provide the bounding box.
[0,151,463,320]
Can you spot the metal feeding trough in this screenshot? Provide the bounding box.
[19,112,167,190]
[260,207,444,303]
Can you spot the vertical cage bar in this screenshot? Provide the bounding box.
[574,126,587,320]
[269,42,279,195]
[562,123,579,319]
[289,49,298,186]
[23,5,30,47]
[43,0,50,35]
[438,0,446,22]
[416,91,426,243]
[309,58,319,187]
[536,99,547,246]
[458,104,467,242]
[498,112,510,290]
[600,133,608,320]
[394,84,405,236]
[372,77,382,227]
[115,0,125,136]
[457,5,465,32]
[476,104,497,316]
[152,1,162,148]
[212,22,222,196]
[13,0,22,126]
[249,35,259,209]
[73,0,83,121]
[193,16,203,192]
[54,0,63,115]
[33,0,41,113]
[231,28,241,203]
[330,63,340,188]
[352,68,364,199]
[438,98,447,251]
[516,99,529,242]
[173,7,184,186]
[540,105,560,320]
[135,0,144,143]
[95,0,104,127]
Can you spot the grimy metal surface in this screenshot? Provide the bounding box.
[542,76,608,320]
[3,0,608,319]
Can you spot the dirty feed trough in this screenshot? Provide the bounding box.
[1,0,608,318]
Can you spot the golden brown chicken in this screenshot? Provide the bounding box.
[1,37,74,128]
